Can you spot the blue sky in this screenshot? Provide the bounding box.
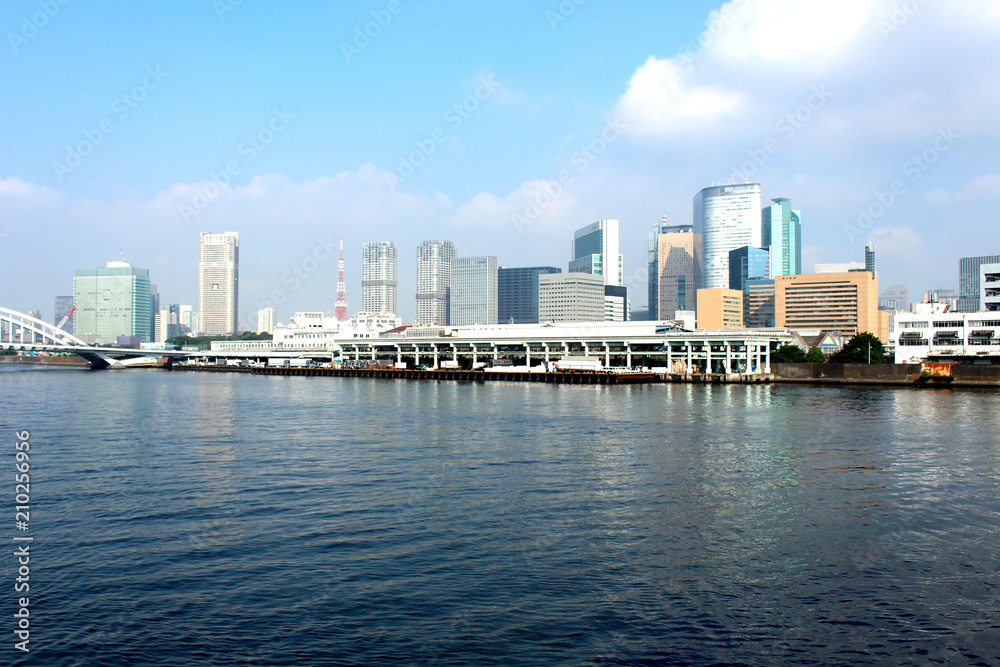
[2,0,999,327]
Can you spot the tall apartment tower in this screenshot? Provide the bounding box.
[958,255,1000,312]
[653,224,700,320]
[362,241,398,315]
[569,219,623,287]
[416,240,456,325]
[761,197,801,278]
[449,256,498,326]
[694,183,762,289]
[198,231,239,335]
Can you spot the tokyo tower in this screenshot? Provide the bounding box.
[335,236,349,321]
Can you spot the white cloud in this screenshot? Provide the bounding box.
[926,174,1000,205]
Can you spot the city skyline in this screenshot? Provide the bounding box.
[1,1,999,322]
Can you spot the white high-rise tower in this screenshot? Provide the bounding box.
[198,231,239,335]
[362,241,398,315]
[693,184,762,290]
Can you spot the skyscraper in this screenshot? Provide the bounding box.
[362,241,397,315]
[958,254,1000,312]
[539,273,604,322]
[449,256,498,326]
[498,266,561,324]
[198,231,239,335]
[653,224,700,320]
[729,246,770,291]
[761,197,801,278]
[54,295,74,334]
[73,261,152,344]
[647,219,670,319]
[569,219,623,287]
[257,307,276,334]
[416,240,456,325]
[694,183,762,289]
[865,244,876,274]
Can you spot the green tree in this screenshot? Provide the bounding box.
[804,346,826,363]
[828,332,888,364]
[773,344,806,363]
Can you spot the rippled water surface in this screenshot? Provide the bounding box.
[2,365,999,665]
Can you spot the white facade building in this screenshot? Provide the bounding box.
[539,273,605,322]
[257,307,276,334]
[219,311,402,351]
[890,303,1000,363]
[198,231,239,335]
[816,261,865,274]
[416,240,456,325]
[693,184,762,290]
[981,263,1000,312]
[362,241,397,315]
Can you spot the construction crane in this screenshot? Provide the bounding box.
[56,307,75,330]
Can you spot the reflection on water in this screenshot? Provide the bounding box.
[1,370,999,666]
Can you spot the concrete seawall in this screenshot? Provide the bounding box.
[772,363,1000,388]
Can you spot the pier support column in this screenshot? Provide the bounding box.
[686,343,692,374]
[626,342,632,369]
[706,341,712,374]
[604,342,609,369]
[765,344,771,374]
[667,344,672,372]
[725,344,732,374]
[525,344,531,368]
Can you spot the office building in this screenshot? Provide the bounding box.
[54,295,74,334]
[744,279,776,328]
[865,244,876,274]
[697,288,744,329]
[178,304,193,335]
[416,240,456,325]
[498,266,561,324]
[728,246,770,291]
[923,288,959,310]
[761,197,802,278]
[647,220,670,320]
[652,224,700,321]
[569,219,623,287]
[73,261,152,344]
[604,285,629,322]
[449,256,498,326]
[693,183,762,289]
[258,307,276,334]
[198,231,239,335]
[155,304,183,343]
[891,303,1000,363]
[775,271,882,340]
[362,241,397,315]
[879,285,909,312]
[958,254,1000,312]
[981,264,1000,312]
[539,273,604,322]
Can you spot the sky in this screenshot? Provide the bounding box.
[2,0,999,329]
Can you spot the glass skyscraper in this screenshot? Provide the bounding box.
[694,184,762,289]
[729,246,770,291]
[958,254,1000,312]
[449,256,498,326]
[73,262,152,344]
[569,219,623,287]
[761,197,801,278]
[498,266,561,324]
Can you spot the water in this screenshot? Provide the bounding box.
[2,365,999,665]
